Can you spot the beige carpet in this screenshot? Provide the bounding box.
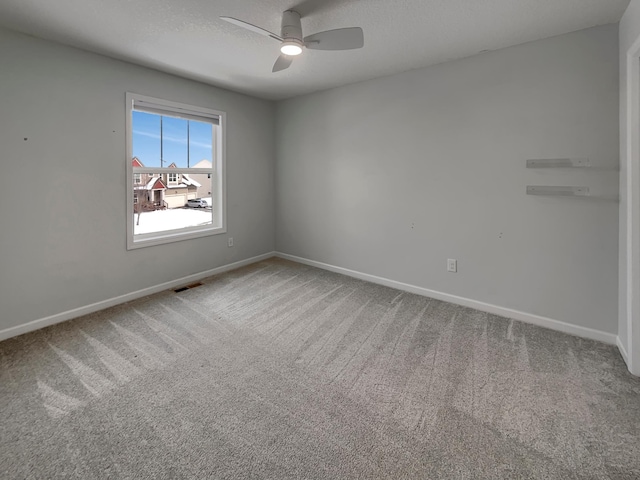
[1,258,639,479]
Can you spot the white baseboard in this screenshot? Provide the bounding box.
[3,250,618,348]
[617,336,629,365]
[276,252,617,345]
[0,252,276,342]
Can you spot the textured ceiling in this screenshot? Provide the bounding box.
[0,0,630,100]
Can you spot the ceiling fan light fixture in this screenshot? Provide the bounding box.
[280,41,303,56]
[221,11,364,73]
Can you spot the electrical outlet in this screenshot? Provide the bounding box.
[447,259,457,273]
[228,237,234,247]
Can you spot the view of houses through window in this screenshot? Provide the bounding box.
[127,93,224,248]
[131,157,213,235]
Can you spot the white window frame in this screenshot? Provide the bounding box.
[168,172,179,184]
[126,92,226,249]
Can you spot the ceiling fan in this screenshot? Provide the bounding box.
[220,10,364,72]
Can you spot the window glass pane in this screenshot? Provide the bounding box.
[162,116,187,167]
[132,179,213,236]
[132,111,213,169]
[189,120,214,169]
[132,111,161,168]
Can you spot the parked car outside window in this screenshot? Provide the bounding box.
[186,198,208,208]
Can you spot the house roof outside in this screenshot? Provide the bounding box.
[182,176,201,188]
[149,177,166,191]
[192,159,212,169]
[132,158,202,190]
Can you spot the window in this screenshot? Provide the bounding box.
[126,93,225,249]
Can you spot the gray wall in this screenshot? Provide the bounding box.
[0,28,276,332]
[619,0,640,369]
[276,24,619,334]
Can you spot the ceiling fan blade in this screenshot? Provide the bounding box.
[304,27,364,51]
[220,16,282,41]
[272,55,293,73]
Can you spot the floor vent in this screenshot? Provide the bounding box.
[174,282,203,293]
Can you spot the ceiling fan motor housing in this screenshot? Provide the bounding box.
[281,10,303,47]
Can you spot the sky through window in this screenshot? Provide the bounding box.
[132,111,213,167]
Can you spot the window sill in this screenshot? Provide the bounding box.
[127,225,226,250]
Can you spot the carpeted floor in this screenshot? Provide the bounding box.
[2,258,640,479]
